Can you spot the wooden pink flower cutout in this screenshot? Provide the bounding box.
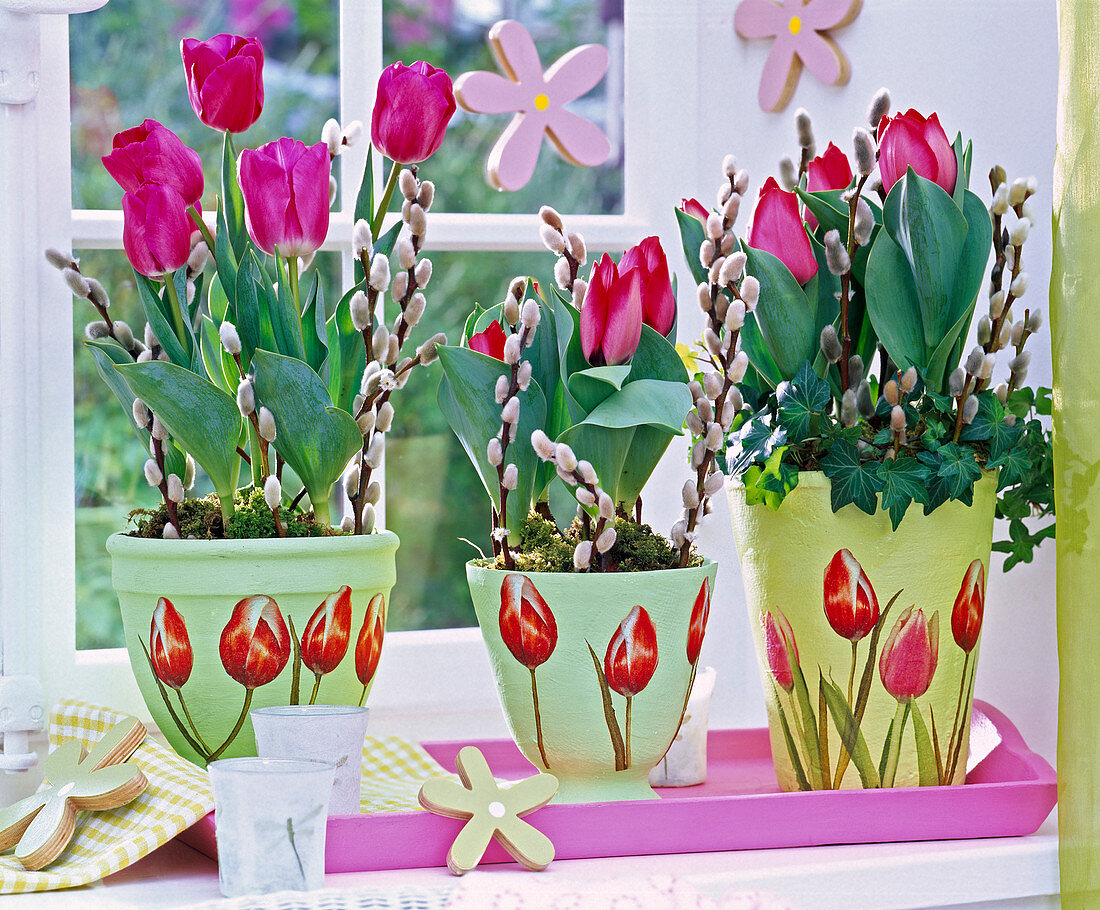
[735,0,862,113]
[454,19,612,191]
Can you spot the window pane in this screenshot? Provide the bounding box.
[71,0,339,210]
[385,0,625,215]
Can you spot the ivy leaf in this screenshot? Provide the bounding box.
[776,362,831,441]
[755,446,799,509]
[727,415,787,475]
[988,421,1027,489]
[821,439,883,515]
[919,442,982,506]
[993,519,1056,570]
[876,456,931,530]
[958,392,1004,443]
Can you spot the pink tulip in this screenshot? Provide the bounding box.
[804,141,853,230]
[746,177,817,285]
[580,253,643,366]
[239,138,331,258]
[619,236,676,337]
[761,609,799,693]
[122,184,193,278]
[180,34,264,134]
[679,197,709,227]
[879,606,939,701]
[877,109,957,196]
[371,61,456,164]
[102,120,204,209]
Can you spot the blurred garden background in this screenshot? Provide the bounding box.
[70,0,624,647]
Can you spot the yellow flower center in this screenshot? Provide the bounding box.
[534,93,550,111]
[789,16,802,34]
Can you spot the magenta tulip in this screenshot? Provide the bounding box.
[180,34,264,134]
[679,197,709,227]
[619,236,676,337]
[879,606,939,701]
[371,61,456,164]
[468,320,507,361]
[239,138,331,258]
[746,177,817,285]
[580,253,643,366]
[122,184,192,278]
[102,120,204,208]
[877,109,957,196]
[761,609,799,693]
[804,142,852,230]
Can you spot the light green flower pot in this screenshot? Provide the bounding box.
[467,560,718,804]
[728,471,995,791]
[109,531,398,766]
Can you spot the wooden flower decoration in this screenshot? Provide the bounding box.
[417,745,557,875]
[735,0,862,112]
[0,717,147,871]
[454,19,612,191]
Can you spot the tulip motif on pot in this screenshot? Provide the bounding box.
[454,19,612,191]
[877,109,958,195]
[878,606,939,788]
[355,593,386,707]
[499,574,557,768]
[944,559,986,781]
[300,585,353,705]
[180,34,265,134]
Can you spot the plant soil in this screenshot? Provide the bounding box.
[127,488,338,539]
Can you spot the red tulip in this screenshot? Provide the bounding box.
[804,141,853,230]
[180,34,264,134]
[371,61,456,164]
[686,576,710,665]
[219,594,291,689]
[149,597,193,690]
[679,197,709,227]
[822,549,880,642]
[469,320,507,361]
[239,138,331,258]
[499,574,557,670]
[354,593,386,687]
[619,236,676,337]
[301,585,352,676]
[877,109,957,196]
[746,177,818,285]
[102,120,204,209]
[580,253,643,366]
[879,606,939,701]
[952,560,986,653]
[122,184,192,278]
[761,609,799,692]
[604,605,659,697]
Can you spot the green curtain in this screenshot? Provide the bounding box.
[1054,2,1100,905]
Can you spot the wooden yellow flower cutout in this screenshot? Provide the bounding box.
[418,745,557,875]
[0,716,147,871]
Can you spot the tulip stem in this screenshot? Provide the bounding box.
[288,616,302,706]
[209,688,254,761]
[162,274,189,348]
[625,696,633,769]
[370,162,402,240]
[188,205,216,254]
[945,651,974,781]
[287,253,301,318]
[530,669,550,769]
[309,673,322,706]
[881,699,910,789]
[847,641,859,708]
[178,690,212,755]
[358,685,368,708]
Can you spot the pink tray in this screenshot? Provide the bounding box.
[181,700,1055,872]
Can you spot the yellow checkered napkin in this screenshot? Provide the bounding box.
[0,700,213,894]
[359,735,457,813]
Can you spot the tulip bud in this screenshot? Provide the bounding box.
[777,156,798,192]
[264,475,282,511]
[574,541,593,570]
[163,522,180,540]
[1010,272,1029,298]
[868,87,891,129]
[852,128,876,176]
[883,379,899,406]
[824,230,851,276]
[854,199,874,246]
[740,276,760,309]
[369,253,391,292]
[948,367,966,398]
[502,463,518,491]
[144,458,163,487]
[961,395,979,425]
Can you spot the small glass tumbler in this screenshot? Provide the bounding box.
[649,666,717,787]
[208,757,334,898]
[251,705,369,815]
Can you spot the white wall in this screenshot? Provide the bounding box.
[641,0,1059,762]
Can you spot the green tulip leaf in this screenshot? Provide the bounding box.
[300,271,328,375]
[910,701,941,787]
[198,314,239,396]
[214,198,239,310]
[743,245,817,380]
[864,226,927,376]
[551,293,591,422]
[115,359,243,504]
[627,324,688,385]
[134,270,191,368]
[738,314,784,389]
[269,251,307,361]
[821,673,880,789]
[327,280,368,413]
[208,272,231,322]
[222,132,249,261]
[772,685,812,791]
[674,206,710,288]
[234,251,279,368]
[252,348,363,524]
[436,346,547,538]
[568,365,631,414]
[325,317,344,410]
[87,340,144,438]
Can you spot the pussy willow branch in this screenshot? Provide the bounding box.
[839,172,871,390]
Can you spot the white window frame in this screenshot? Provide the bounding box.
[2,0,708,738]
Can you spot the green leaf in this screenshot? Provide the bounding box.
[208,273,231,322]
[920,442,982,505]
[820,440,884,516]
[772,685,812,791]
[776,362,831,441]
[727,415,787,476]
[270,252,307,360]
[743,245,818,380]
[750,446,799,510]
[133,271,190,368]
[627,324,689,386]
[198,314,238,396]
[325,317,344,409]
[864,228,927,376]
[234,252,278,367]
[86,340,143,437]
[876,456,931,530]
[910,702,941,787]
[214,198,238,310]
[674,206,709,288]
[958,392,1004,443]
[116,359,243,503]
[820,674,880,788]
[327,281,368,413]
[568,365,631,414]
[738,313,784,389]
[222,132,248,261]
[300,271,328,375]
[251,349,364,523]
[788,656,824,789]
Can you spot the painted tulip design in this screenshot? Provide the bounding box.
[238,137,331,259]
[180,34,265,134]
[145,597,210,759]
[468,320,507,361]
[877,109,958,196]
[945,559,987,781]
[355,593,386,706]
[102,119,204,209]
[580,253,644,366]
[499,574,557,768]
[618,236,677,337]
[371,61,456,165]
[603,605,658,767]
[804,141,852,230]
[823,548,880,711]
[300,585,353,704]
[746,176,818,285]
[122,184,193,278]
[878,606,939,787]
[687,577,711,667]
[761,608,798,693]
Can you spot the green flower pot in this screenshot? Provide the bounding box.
[109,531,398,766]
[467,560,718,804]
[728,471,996,791]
